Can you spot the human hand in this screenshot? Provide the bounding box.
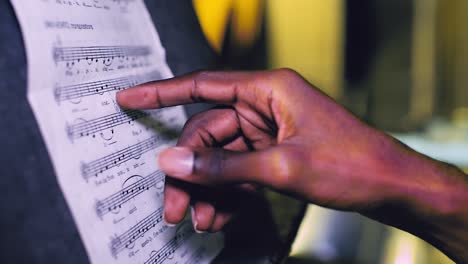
[117,69,468,263]
[116,69,397,227]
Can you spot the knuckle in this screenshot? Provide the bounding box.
[178,116,206,146]
[273,68,301,81]
[218,108,237,123]
[184,112,207,130]
[179,108,236,147]
[269,147,305,188]
[192,70,212,85]
[190,70,212,102]
[261,68,302,95]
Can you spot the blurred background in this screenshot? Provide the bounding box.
[193,0,467,263]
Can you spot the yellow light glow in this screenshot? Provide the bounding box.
[266,0,344,99]
[192,0,233,53]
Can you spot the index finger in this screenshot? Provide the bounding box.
[116,71,254,109]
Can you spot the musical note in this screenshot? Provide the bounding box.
[144,223,195,264]
[81,135,162,180]
[110,207,164,257]
[53,45,151,65]
[66,110,149,141]
[12,0,223,262]
[95,170,165,218]
[53,71,162,103]
[54,76,135,102]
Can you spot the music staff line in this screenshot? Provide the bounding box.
[66,110,148,141]
[53,45,151,63]
[110,207,164,257]
[95,170,165,218]
[52,0,135,9]
[81,135,162,180]
[144,223,195,264]
[53,71,162,102]
[55,77,135,102]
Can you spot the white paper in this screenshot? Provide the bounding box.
[10,1,223,263]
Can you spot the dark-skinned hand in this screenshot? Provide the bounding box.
[117,69,468,263]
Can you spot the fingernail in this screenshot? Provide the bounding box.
[163,218,176,227]
[191,206,204,234]
[158,147,194,177]
[162,205,176,227]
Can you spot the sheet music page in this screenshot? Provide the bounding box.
[10,1,223,263]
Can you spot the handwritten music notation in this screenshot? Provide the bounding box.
[81,135,162,180]
[67,110,148,141]
[95,170,165,218]
[144,223,195,264]
[53,45,151,64]
[110,207,164,257]
[53,71,162,103]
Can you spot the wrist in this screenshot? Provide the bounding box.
[364,133,468,262]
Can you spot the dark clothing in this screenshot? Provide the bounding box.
[0,1,215,263]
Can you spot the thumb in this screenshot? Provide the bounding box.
[158,146,295,188]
